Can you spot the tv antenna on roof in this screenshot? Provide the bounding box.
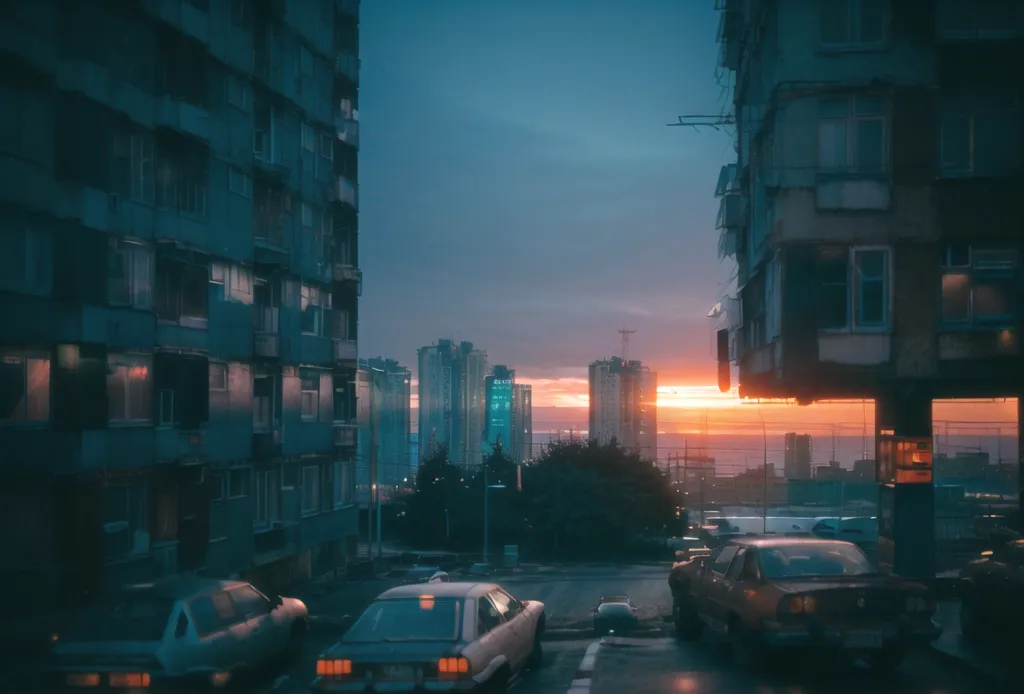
[617,328,636,361]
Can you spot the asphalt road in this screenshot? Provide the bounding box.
[253,563,995,693]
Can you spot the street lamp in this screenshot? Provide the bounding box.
[482,456,506,565]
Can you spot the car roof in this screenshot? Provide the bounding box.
[377,582,497,600]
[729,536,857,549]
[121,576,243,601]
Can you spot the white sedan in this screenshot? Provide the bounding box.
[313,582,546,692]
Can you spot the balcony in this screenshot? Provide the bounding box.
[333,339,357,362]
[141,0,210,45]
[336,117,359,149]
[716,194,745,230]
[254,307,280,358]
[333,423,357,448]
[332,176,358,210]
[156,428,205,463]
[154,96,211,143]
[335,51,359,82]
[252,430,282,460]
[332,262,362,285]
[337,0,359,19]
[56,60,153,126]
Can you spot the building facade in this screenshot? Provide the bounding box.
[716,0,1024,572]
[783,432,813,480]
[355,357,411,504]
[588,358,658,461]
[484,365,514,455]
[417,340,488,467]
[510,382,533,464]
[0,0,361,615]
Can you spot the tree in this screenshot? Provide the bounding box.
[405,445,465,546]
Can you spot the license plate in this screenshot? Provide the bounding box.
[381,664,414,679]
[844,631,884,649]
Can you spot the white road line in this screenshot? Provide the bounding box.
[566,639,603,694]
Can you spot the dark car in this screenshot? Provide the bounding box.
[669,537,939,669]
[959,539,1024,643]
[593,599,639,636]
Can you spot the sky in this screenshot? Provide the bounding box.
[358,0,735,396]
[353,1,1017,435]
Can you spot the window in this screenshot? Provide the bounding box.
[253,371,279,432]
[0,226,50,295]
[210,263,226,285]
[320,133,333,161]
[228,167,252,197]
[820,0,885,49]
[226,75,248,111]
[301,202,313,231]
[333,460,353,508]
[301,464,320,515]
[818,96,887,175]
[103,483,149,560]
[229,264,252,299]
[818,247,891,331]
[300,45,315,76]
[300,369,320,420]
[725,547,748,581]
[302,123,315,152]
[0,351,50,424]
[156,142,208,217]
[107,355,152,423]
[282,462,298,489]
[940,91,1020,178]
[108,239,153,309]
[711,545,739,575]
[254,469,280,528]
[321,462,335,511]
[300,284,330,336]
[112,131,155,203]
[937,0,1017,41]
[209,363,228,391]
[941,246,1018,327]
[209,470,224,502]
[228,468,249,498]
[155,259,208,323]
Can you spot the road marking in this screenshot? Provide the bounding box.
[567,639,603,693]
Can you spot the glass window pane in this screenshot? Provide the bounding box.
[820,0,850,44]
[818,122,848,169]
[940,114,971,174]
[108,366,128,420]
[859,279,885,325]
[941,273,970,322]
[858,0,886,43]
[26,358,49,422]
[856,249,886,278]
[973,276,1014,320]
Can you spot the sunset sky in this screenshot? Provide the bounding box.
[352,1,1018,439]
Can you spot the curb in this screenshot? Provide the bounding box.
[565,640,602,694]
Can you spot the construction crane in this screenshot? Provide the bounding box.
[618,328,636,361]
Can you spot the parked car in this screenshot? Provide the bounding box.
[313,582,545,692]
[668,537,939,669]
[959,539,1024,642]
[593,596,639,635]
[46,577,308,691]
[391,565,451,585]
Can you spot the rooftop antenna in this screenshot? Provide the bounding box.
[617,328,636,361]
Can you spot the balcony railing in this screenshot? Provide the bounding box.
[335,51,359,82]
[254,217,284,247]
[333,423,357,447]
[332,262,361,284]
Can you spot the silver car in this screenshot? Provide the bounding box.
[314,582,546,692]
[48,577,308,690]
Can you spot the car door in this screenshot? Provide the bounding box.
[490,589,532,667]
[465,595,507,678]
[719,546,750,619]
[187,591,247,672]
[486,590,529,670]
[227,585,278,663]
[700,544,739,631]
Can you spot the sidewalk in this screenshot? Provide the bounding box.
[928,600,1012,685]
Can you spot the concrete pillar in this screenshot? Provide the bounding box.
[875,389,935,578]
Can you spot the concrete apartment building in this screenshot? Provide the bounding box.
[417,339,488,467]
[510,382,533,463]
[588,357,658,461]
[0,0,362,615]
[355,357,411,504]
[715,0,1023,574]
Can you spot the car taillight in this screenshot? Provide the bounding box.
[65,673,100,687]
[780,595,816,615]
[108,673,150,688]
[316,659,353,677]
[437,656,470,678]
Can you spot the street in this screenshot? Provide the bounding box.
[254,563,995,693]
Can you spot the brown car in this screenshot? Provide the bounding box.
[668,536,940,669]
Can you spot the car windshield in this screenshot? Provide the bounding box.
[600,595,629,604]
[344,597,462,642]
[63,596,174,642]
[759,543,876,579]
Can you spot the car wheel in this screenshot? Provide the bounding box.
[284,620,307,662]
[729,618,763,669]
[673,598,702,641]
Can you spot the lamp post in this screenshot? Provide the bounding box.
[482,456,505,565]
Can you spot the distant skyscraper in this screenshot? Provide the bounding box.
[485,366,515,455]
[784,433,813,480]
[588,358,658,461]
[417,340,488,466]
[511,383,533,464]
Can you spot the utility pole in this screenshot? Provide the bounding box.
[761,412,768,534]
[482,448,490,565]
[369,369,382,561]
